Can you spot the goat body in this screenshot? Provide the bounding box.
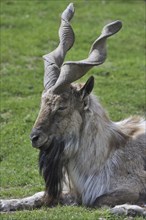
[38,92,146,207]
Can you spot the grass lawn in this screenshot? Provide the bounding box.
[0,0,145,219]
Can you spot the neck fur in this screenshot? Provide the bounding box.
[67,94,128,206]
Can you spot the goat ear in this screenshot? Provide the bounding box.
[80,76,94,100]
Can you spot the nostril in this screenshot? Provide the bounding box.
[31,135,39,143]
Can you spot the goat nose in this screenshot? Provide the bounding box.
[30,128,41,147]
[30,134,39,143]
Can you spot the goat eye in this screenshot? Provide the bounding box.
[57,106,67,111]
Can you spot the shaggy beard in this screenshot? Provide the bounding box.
[39,138,65,200]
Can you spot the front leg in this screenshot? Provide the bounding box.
[0,191,77,212]
[0,191,45,212]
[43,191,78,207]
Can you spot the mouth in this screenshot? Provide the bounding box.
[31,136,53,150]
[38,138,52,151]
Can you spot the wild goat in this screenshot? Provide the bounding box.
[0,3,146,216]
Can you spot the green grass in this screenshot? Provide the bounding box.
[1,206,145,220]
[0,0,145,219]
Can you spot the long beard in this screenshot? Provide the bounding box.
[39,138,65,200]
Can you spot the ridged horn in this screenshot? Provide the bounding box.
[43,3,75,89]
[52,20,122,94]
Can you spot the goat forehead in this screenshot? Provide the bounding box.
[41,90,72,105]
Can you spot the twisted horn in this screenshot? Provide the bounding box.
[52,20,122,94]
[43,3,75,89]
